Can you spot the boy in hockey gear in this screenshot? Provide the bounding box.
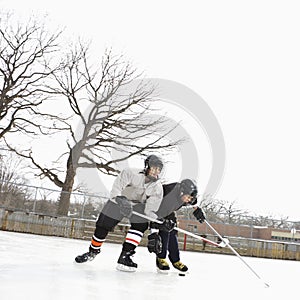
[75,155,164,272]
[147,179,206,273]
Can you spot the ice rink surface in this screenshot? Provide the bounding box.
[0,230,299,300]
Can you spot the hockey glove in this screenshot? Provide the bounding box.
[151,219,175,232]
[115,196,133,218]
[193,207,206,223]
[147,233,162,254]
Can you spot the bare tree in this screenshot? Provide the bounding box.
[0,152,31,209]
[199,194,292,228]
[17,44,183,215]
[0,13,63,140]
[199,194,249,223]
[251,214,289,228]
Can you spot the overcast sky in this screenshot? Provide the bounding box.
[2,0,300,221]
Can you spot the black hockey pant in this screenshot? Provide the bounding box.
[91,200,148,252]
[157,229,180,263]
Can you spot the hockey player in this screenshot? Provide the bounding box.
[147,179,206,273]
[75,154,173,272]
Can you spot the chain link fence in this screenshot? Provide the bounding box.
[0,179,109,219]
[0,179,299,235]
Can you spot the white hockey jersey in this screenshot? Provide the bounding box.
[110,168,163,219]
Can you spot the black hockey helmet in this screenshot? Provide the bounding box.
[180,179,198,205]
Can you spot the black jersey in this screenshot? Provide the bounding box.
[156,182,185,221]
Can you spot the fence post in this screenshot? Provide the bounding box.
[32,187,38,212]
[183,234,187,251]
[81,195,87,218]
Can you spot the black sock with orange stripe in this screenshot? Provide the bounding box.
[90,235,105,253]
[90,226,109,253]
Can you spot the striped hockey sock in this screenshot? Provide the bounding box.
[125,229,143,247]
[90,235,105,252]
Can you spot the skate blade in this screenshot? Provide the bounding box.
[74,256,95,263]
[176,270,189,276]
[116,264,137,272]
[156,268,169,274]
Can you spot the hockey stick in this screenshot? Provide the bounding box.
[131,210,227,248]
[204,220,270,288]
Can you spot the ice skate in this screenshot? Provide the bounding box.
[156,257,170,274]
[172,261,188,273]
[116,250,137,272]
[75,248,100,263]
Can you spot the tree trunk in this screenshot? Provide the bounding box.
[57,153,76,216]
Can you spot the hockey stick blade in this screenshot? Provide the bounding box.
[204,220,270,288]
[217,237,229,248]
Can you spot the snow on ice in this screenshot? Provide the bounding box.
[0,230,299,300]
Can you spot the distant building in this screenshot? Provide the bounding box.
[177,217,300,242]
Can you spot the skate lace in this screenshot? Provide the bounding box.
[173,261,185,269]
[158,258,169,266]
[89,252,97,258]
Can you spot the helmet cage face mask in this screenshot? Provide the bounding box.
[189,195,198,206]
[180,179,198,205]
[144,155,163,181]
